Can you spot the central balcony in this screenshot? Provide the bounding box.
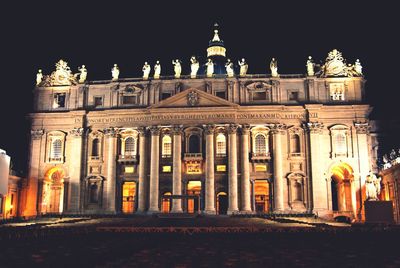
[184,153,203,161]
[118,154,138,163]
[251,152,271,161]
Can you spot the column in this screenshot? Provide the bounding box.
[24,129,44,217]
[148,126,160,213]
[271,124,285,212]
[137,127,147,212]
[171,125,183,213]
[227,124,239,214]
[67,127,84,213]
[104,127,118,213]
[204,124,216,214]
[354,122,371,221]
[240,124,252,212]
[306,122,328,214]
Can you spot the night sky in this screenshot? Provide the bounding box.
[1,1,398,173]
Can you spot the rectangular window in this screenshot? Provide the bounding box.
[216,165,226,172]
[53,93,66,108]
[215,91,226,99]
[162,166,172,173]
[94,96,103,107]
[289,91,299,101]
[123,95,137,105]
[252,91,266,101]
[161,92,172,100]
[255,165,267,172]
[125,166,135,173]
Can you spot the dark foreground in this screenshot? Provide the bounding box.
[0,216,399,267]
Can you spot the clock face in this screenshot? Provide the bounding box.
[55,70,68,84]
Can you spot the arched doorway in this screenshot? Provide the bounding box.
[122,181,136,214]
[187,181,201,213]
[216,192,228,215]
[330,163,355,214]
[162,192,172,213]
[42,167,65,214]
[254,180,270,213]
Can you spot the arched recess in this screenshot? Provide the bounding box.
[287,172,306,211]
[41,167,66,214]
[84,176,104,209]
[216,192,228,215]
[329,162,356,216]
[88,130,104,160]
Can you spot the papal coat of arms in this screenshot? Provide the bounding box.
[187,91,199,106]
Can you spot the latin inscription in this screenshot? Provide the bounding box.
[75,112,318,124]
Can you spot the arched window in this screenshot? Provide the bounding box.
[254,134,267,155]
[216,133,226,156]
[92,138,100,157]
[51,139,62,160]
[189,135,200,153]
[335,133,346,154]
[125,137,136,156]
[290,134,301,154]
[162,135,172,157]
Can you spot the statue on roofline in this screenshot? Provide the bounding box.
[78,65,87,83]
[111,64,119,81]
[190,56,199,78]
[270,57,278,77]
[142,61,151,80]
[154,60,161,79]
[36,69,43,85]
[238,58,248,76]
[172,59,182,78]
[205,58,214,78]
[306,56,315,76]
[225,58,234,77]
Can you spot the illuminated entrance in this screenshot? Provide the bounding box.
[216,192,228,215]
[122,182,136,214]
[330,163,355,214]
[162,192,172,213]
[254,180,270,213]
[187,181,201,213]
[42,167,65,214]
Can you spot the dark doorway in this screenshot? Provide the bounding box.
[331,179,338,211]
[217,193,228,215]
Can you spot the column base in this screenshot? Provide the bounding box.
[227,209,239,215]
[170,208,183,213]
[147,209,160,215]
[240,209,253,214]
[203,209,216,215]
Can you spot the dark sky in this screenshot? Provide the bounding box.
[1,1,398,172]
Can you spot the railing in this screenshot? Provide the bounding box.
[251,152,271,161]
[216,153,227,158]
[184,153,203,160]
[118,155,138,162]
[90,156,100,161]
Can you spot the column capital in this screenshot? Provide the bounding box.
[172,125,183,135]
[269,123,287,135]
[304,122,324,134]
[354,122,370,134]
[204,124,216,135]
[241,124,251,135]
[227,124,239,134]
[31,129,44,140]
[137,127,147,137]
[148,126,161,136]
[104,127,119,137]
[69,127,84,137]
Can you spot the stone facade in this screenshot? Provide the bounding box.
[23,28,375,221]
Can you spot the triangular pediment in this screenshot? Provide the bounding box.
[150,88,238,108]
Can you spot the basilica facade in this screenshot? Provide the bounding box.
[23,26,376,221]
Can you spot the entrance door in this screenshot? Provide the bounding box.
[217,192,228,215]
[255,180,270,213]
[162,192,172,213]
[49,186,61,213]
[187,181,201,213]
[122,182,136,214]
